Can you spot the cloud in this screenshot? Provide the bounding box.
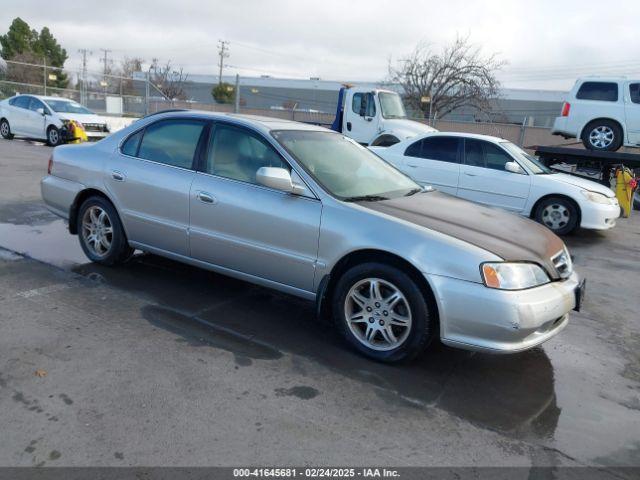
[1,0,639,89]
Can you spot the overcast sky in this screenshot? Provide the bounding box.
[2,0,639,90]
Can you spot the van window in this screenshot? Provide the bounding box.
[576,82,618,102]
[630,83,640,104]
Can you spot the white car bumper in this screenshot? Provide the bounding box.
[580,201,620,230]
[551,116,575,138]
[427,271,581,353]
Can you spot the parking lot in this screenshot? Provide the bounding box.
[0,138,639,472]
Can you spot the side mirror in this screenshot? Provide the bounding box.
[36,108,45,116]
[505,161,525,174]
[256,167,305,195]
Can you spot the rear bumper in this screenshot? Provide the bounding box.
[427,271,580,353]
[41,175,83,220]
[580,202,620,230]
[551,117,576,139]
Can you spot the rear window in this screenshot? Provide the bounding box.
[576,82,618,102]
[420,137,460,163]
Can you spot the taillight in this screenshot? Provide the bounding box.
[561,102,571,117]
[47,155,53,174]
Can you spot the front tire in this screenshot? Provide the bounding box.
[332,262,434,363]
[634,191,640,211]
[47,126,62,147]
[0,119,14,139]
[77,196,133,266]
[534,196,579,235]
[581,120,623,151]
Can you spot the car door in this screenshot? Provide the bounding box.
[344,92,378,144]
[626,82,640,144]
[8,96,31,134]
[457,138,531,212]
[189,122,322,292]
[105,118,206,257]
[25,97,48,139]
[402,136,461,194]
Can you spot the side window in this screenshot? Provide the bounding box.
[13,96,31,109]
[630,83,640,104]
[137,119,205,169]
[576,82,618,102]
[404,139,423,157]
[483,142,514,171]
[420,137,460,163]
[121,129,143,157]
[28,98,45,112]
[464,139,485,167]
[207,125,288,185]
[351,92,375,117]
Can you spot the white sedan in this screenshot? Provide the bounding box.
[371,132,620,235]
[0,94,109,146]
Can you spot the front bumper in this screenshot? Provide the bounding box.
[580,201,620,230]
[427,271,580,353]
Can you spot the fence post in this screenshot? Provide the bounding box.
[518,117,527,147]
[144,71,150,116]
[234,74,240,113]
[43,57,47,96]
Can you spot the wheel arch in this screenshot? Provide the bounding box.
[530,193,582,228]
[580,117,626,142]
[370,134,400,147]
[316,249,439,332]
[68,188,121,235]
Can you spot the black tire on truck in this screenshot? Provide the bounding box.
[581,119,623,152]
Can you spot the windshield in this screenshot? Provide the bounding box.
[272,130,421,201]
[500,142,553,174]
[378,92,407,119]
[45,99,94,115]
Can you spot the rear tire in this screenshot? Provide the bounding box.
[47,126,62,147]
[0,119,14,139]
[332,262,434,363]
[633,191,640,211]
[77,196,133,266]
[534,196,579,235]
[581,120,623,151]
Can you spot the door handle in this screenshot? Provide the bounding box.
[464,172,477,177]
[346,122,352,131]
[406,164,419,168]
[197,191,216,204]
[111,170,125,181]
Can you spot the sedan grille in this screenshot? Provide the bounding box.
[551,248,573,279]
[82,123,107,132]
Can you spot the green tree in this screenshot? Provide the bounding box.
[0,18,69,88]
[212,82,235,104]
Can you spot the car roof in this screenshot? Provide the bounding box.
[14,94,77,103]
[409,131,509,144]
[576,76,640,83]
[145,110,332,134]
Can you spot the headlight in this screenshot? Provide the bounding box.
[581,190,614,205]
[481,262,550,290]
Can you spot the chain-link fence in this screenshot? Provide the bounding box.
[1,57,578,149]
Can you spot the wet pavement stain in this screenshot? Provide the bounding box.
[58,393,73,405]
[114,452,124,460]
[274,386,320,400]
[48,450,61,461]
[141,304,283,361]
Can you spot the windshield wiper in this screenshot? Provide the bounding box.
[404,187,423,197]
[343,195,389,202]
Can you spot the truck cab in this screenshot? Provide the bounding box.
[330,86,436,146]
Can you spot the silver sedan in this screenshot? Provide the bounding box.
[41,111,584,362]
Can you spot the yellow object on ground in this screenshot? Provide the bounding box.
[615,167,636,218]
[67,121,88,144]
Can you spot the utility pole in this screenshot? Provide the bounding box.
[43,56,47,96]
[78,49,91,105]
[100,48,111,94]
[217,40,229,85]
[234,73,240,113]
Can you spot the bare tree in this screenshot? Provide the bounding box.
[389,35,505,120]
[118,56,144,96]
[149,58,188,100]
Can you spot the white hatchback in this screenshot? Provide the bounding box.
[0,94,109,146]
[371,132,620,235]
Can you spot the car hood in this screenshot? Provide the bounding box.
[359,191,566,279]
[380,119,437,139]
[546,172,615,197]
[56,113,106,125]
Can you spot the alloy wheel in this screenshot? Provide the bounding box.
[541,203,570,231]
[344,278,412,351]
[48,128,59,145]
[589,126,614,149]
[0,122,9,137]
[81,206,113,257]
